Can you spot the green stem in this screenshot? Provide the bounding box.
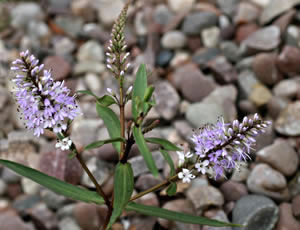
[74,149,111,207]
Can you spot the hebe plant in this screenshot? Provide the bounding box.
[4,1,271,229]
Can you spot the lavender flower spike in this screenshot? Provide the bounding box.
[191,115,271,180]
[11,51,80,137]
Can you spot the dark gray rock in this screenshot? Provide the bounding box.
[156,50,174,67]
[153,4,174,26]
[192,47,221,67]
[217,0,239,16]
[233,195,279,230]
[182,12,218,35]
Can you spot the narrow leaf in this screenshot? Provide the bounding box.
[126,202,242,227]
[132,64,147,120]
[85,137,125,150]
[77,90,99,99]
[133,126,158,177]
[166,183,177,196]
[146,137,181,151]
[0,160,104,204]
[107,163,134,229]
[97,95,116,107]
[96,103,121,153]
[160,149,175,176]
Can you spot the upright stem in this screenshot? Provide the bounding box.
[119,85,125,159]
[75,151,111,207]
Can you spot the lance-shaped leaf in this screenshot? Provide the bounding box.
[85,137,126,150]
[133,126,158,177]
[132,64,147,120]
[160,149,175,176]
[77,90,116,107]
[77,90,99,99]
[0,160,104,205]
[96,103,121,153]
[146,137,181,151]
[107,163,134,229]
[126,202,242,227]
[97,95,116,107]
[166,182,177,196]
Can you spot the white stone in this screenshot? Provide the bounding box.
[161,30,187,49]
[84,73,102,92]
[168,0,195,13]
[77,40,104,62]
[251,0,271,8]
[93,0,124,27]
[201,26,220,48]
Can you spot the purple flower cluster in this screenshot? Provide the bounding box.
[11,50,80,137]
[191,115,271,179]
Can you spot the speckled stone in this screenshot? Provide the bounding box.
[233,195,279,230]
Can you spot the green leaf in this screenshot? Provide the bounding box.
[159,149,175,176]
[107,163,134,229]
[77,90,99,99]
[97,95,116,107]
[145,137,181,151]
[166,182,177,196]
[132,126,158,177]
[143,85,155,102]
[0,160,104,205]
[68,151,77,159]
[126,202,242,227]
[85,137,125,150]
[96,103,121,153]
[77,90,116,107]
[132,64,147,120]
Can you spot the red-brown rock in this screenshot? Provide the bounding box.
[277,46,300,76]
[253,52,283,86]
[43,55,71,80]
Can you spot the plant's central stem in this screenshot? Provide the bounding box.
[119,86,125,159]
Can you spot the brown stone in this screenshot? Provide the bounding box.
[171,63,217,102]
[73,203,105,230]
[235,23,259,43]
[39,149,83,185]
[206,56,237,83]
[220,181,248,202]
[0,211,33,230]
[256,139,299,176]
[252,52,283,86]
[43,55,71,80]
[277,46,300,76]
[26,203,58,230]
[234,2,260,25]
[292,195,300,219]
[275,203,300,230]
[273,9,296,34]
